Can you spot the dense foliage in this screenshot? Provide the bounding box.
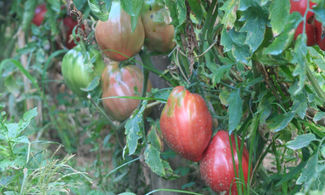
[1,0,325,194]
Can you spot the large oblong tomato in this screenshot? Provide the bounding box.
[61,45,105,97]
[159,86,212,162]
[101,62,152,121]
[141,1,175,54]
[290,0,317,46]
[95,1,145,61]
[200,130,250,195]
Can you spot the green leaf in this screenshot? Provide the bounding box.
[187,0,203,22]
[221,29,251,64]
[211,64,232,85]
[240,6,267,52]
[0,59,40,91]
[165,0,178,26]
[268,112,294,132]
[88,0,110,21]
[23,107,38,122]
[291,35,308,95]
[287,133,316,150]
[48,0,61,12]
[80,76,100,92]
[314,7,325,22]
[144,145,166,176]
[276,160,307,187]
[269,0,290,36]
[151,88,171,102]
[219,0,238,28]
[264,13,301,55]
[219,89,230,106]
[73,0,88,10]
[296,154,318,186]
[130,16,138,33]
[22,0,37,31]
[147,126,162,150]
[313,112,325,122]
[239,0,259,11]
[118,193,136,195]
[176,0,186,26]
[124,101,147,155]
[46,5,59,35]
[321,145,325,159]
[292,94,307,119]
[121,0,143,16]
[227,89,243,133]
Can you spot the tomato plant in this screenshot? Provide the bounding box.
[141,1,175,54]
[61,45,105,97]
[3,0,325,194]
[95,1,145,61]
[200,130,250,195]
[160,86,212,162]
[101,62,152,121]
[290,0,317,46]
[32,4,47,26]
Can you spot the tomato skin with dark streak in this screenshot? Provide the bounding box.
[101,62,152,121]
[95,1,145,61]
[160,86,212,162]
[61,45,105,97]
[290,0,317,46]
[32,4,47,26]
[200,130,250,195]
[141,2,175,54]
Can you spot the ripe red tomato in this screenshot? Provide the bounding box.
[141,2,175,54]
[315,20,325,50]
[159,86,212,162]
[95,1,145,61]
[63,16,84,49]
[32,4,47,26]
[101,62,152,121]
[200,130,250,195]
[290,0,317,46]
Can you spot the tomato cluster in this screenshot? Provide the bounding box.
[32,4,82,49]
[160,86,250,194]
[57,0,249,193]
[95,0,175,61]
[290,0,325,50]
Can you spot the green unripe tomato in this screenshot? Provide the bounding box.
[61,45,106,97]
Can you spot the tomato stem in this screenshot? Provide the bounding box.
[88,97,124,148]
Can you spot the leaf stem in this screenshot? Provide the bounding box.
[145,189,203,195]
[88,97,123,148]
[306,66,325,100]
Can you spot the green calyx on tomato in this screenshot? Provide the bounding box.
[95,1,145,61]
[160,86,212,162]
[101,61,152,121]
[61,44,106,97]
[141,1,175,54]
